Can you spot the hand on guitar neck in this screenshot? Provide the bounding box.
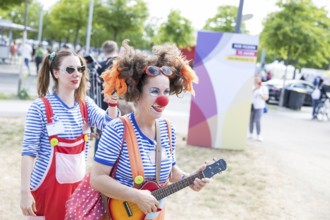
[188,163,210,192]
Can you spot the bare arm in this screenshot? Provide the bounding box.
[169,165,190,183]
[104,93,119,118]
[260,93,269,101]
[20,155,37,216]
[107,105,118,118]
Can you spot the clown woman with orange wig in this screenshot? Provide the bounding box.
[90,40,210,220]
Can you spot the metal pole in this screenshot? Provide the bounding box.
[85,0,94,55]
[37,6,44,43]
[260,49,266,71]
[18,0,29,96]
[235,0,244,33]
[279,66,288,107]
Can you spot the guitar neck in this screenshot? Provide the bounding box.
[151,172,204,200]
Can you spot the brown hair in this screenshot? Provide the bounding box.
[102,40,198,102]
[37,50,88,102]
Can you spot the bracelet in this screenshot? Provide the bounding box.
[108,102,118,107]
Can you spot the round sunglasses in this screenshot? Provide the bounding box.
[145,66,173,77]
[61,66,86,74]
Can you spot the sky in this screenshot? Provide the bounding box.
[42,0,330,35]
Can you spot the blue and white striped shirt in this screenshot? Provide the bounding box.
[22,93,112,189]
[94,112,176,187]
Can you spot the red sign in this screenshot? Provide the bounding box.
[236,50,257,57]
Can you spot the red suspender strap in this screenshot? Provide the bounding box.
[79,101,88,123]
[121,116,145,187]
[41,97,54,124]
[41,97,88,124]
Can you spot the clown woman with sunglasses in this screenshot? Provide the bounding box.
[90,40,211,220]
[20,50,120,219]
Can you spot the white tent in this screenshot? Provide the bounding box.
[0,19,36,60]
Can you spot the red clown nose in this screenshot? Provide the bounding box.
[155,96,169,107]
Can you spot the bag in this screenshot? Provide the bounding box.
[64,173,106,220]
[312,87,321,100]
[263,105,268,113]
[65,117,127,220]
[251,104,254,112]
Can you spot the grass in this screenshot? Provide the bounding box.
[0,117,292,220]
[0,92,15,100]
[0,90,34,100]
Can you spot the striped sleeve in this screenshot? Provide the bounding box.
[21,99,45,156]
[94,118,125,166]
[85,96,111,130]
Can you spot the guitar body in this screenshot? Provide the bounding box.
[108,181,160,220]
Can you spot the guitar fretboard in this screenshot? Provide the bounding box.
[151,172,204,200]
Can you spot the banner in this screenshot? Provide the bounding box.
[187,31,259,150]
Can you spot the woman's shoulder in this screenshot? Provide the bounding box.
[27,96,54,116]
[158,117,176,133]
[83,96,94,106]
[31,95,54,108]
[106,115,126,130]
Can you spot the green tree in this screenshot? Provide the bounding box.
[0,0,26,10]
[153,9,195,48]
[260,0,330,70]
[46,0,89,48]
[93,0,149,48]
[0,0,41,40]
[203,5,247,33]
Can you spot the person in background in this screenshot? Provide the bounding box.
[97,40,119,77]
[10,41,18,64]
[248,75,269,141]
[34,44,45,75]
[20,41,33,75]
[265,70,272,81]
[97,40,119,110]
[93,40,134,152]
[20,50,119,219]
[300,74,306,81]
[90,40,210,220]
[311,78,329,119]
[313,76,321,86]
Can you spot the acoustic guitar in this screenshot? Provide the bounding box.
[108,159,227,220]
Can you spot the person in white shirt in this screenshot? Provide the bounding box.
[20,42,33,75]
[248,76,269,141]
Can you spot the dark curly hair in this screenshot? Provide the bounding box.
[102,40,198,102]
